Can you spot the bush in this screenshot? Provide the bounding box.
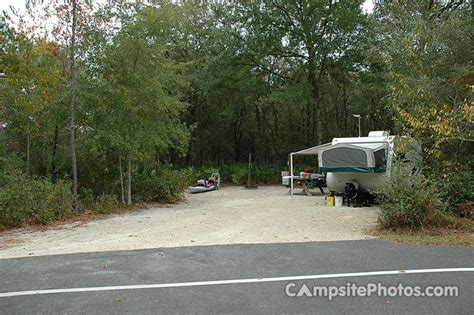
[228,164,248,184]
[0,174,74,228]
[378,169,442,229]
[253,164,281,184]
[42,179,76,223]
[434,169,474,217]
[187,163,287,185]
[93,194,120,214]
[134,168,189,203]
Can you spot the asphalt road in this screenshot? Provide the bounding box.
[0,240,472,314]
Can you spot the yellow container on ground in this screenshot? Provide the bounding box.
[327,196,335,206]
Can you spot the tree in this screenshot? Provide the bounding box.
[80,4,190,204]
[371,1,473,160]
[69,0,79,210]
[1,10,63,176]
[370,0,473,212]
[225,0,366,145]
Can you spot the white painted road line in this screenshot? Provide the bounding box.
[1,268,473,298]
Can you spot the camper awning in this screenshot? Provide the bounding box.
[288,142,331,197]
[292,143,331,156]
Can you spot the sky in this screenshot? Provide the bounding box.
[1,0,375,17]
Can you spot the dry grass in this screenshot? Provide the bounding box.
[373,215,474,247]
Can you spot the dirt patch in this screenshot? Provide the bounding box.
[0,186,377,259]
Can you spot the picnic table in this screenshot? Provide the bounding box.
[288,175,326,197]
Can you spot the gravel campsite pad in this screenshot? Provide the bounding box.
[0,186,377,259]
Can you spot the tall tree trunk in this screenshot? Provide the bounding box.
[343,87,348,135]
[199,147,203,166]
[334,94,340,135]
[127,159,132,206]
[371,96,376,132]
[234,108,244,162]
[286,104,294,150]
[311,95,317,142]
[26,118,31,173]
[254,104,262,158]
[50,123,59,181]
[312,80,322,145]
[155,150,161,171]
[25,46,31,174]
[305,101,312,146]
[119,154,125,205]
[306,47,323,145]
[271,102,279,161]
[69,0,79,212]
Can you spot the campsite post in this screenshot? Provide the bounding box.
[290,153,294,197]
[353,114,362,137]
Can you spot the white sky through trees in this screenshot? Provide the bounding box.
[1,0,375,17]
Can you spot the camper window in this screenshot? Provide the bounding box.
[321,147,368,167]
[374,148,387,170]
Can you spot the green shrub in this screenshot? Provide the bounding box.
[42,179,76,223]
[229,164,248,184]
[0,174,74,228]
[0,154,23,187]
[254,164,285,184]
[93,194,120,214]
[187,163,288,185]
[134,168,188,203]
[434,169,474,217]
[78,188,97,211]
[378,169,442,229]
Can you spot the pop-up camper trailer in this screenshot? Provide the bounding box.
[288,131,419,204]
[320,131,395,193]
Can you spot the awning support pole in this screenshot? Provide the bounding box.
[290,153,294,197]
